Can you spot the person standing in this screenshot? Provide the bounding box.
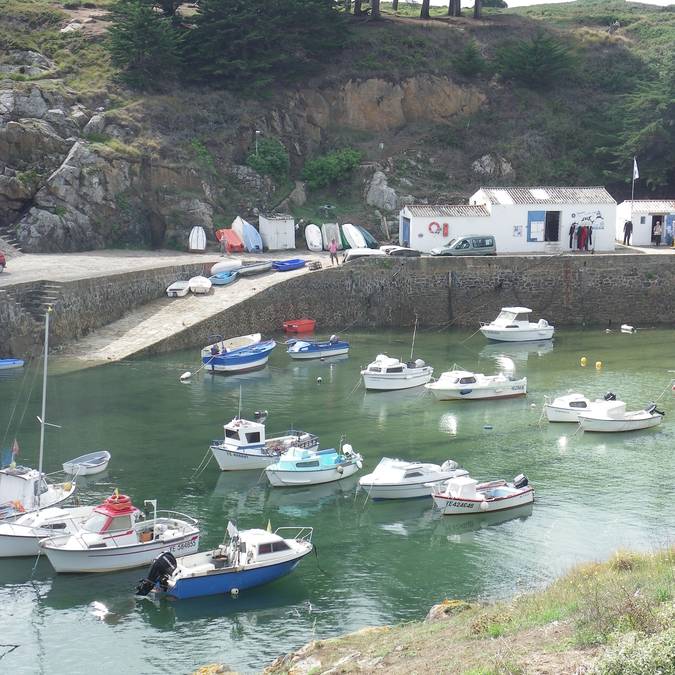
[329,238,339,266]
[653,222,662,246]
[623,220,633,245]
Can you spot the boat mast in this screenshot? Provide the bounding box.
[410,316,418,361]
[37,307,51,511]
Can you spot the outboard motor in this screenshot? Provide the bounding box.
[329,334,338,343]
[604,392,617,401]
[441,459,459,472]
[645,402,665,416]
[513,473,529,489]
[414,359,425,368]
[136,551,177,597]
[254,410,269,422]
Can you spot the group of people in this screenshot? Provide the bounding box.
[623,220,664,246]
[568,223,593,251]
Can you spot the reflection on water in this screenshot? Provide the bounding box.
[479,340,554,365]
[432,504,534,544]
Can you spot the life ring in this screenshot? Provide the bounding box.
[105,493,131,511]
[428,221,441,234]
[11,500,25,513]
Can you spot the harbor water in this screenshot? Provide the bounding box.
[1,327,674,674]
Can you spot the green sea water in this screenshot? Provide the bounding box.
[0,327,674,674]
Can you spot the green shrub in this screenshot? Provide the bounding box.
[498,32,575,88]
[190,139,215,172]
[453,41,489,78]
[301,148,362,190]
[591,626,675,675]
[247,137,289,182]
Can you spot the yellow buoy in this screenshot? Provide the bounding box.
[580,356,588,367]
[595,361,603,370]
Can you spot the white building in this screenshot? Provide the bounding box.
[616,200,675,246]
[258,214,295,251]
[399,186,617,254]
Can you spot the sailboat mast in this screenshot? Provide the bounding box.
[37,308,51,510]
[410,317,418,361]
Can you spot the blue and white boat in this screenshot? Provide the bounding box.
[265,444,362,487]
[203,339,276,374]
[209,270,238,286]
[272,259,305,272]
[136,522,313,600]
[210,416,319,471]
[232,216,263,253]
[287,336,350,360]
[0,359,24,370]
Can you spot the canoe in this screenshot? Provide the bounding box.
[215,229,245,252]
[304,224,323,252]
[189,276,212,294]
[232,217,263,253]
[273,259,306,272]
[209,271,238,286]
[357,225,379,249]
[0,359,24,370]
[284,318,316,333]
[211,260,243,275]
[342,224,367,249]
[188,226,207,252]
[166,281,190,298]
[63,450,111,476]
[237,261,273,276]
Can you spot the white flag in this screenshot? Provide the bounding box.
[633,157,639,180]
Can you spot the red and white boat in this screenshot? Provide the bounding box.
[431,474,534,515]
[39,492,200,573]
[283,318,316,333]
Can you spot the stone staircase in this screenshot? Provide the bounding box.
[0,226,23,256]
[20,281,63,321]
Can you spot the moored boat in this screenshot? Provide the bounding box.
[431,474,534,515]
[166,281,190,298]
[265,444,362,487]
[283,318,315,333]
[202,339,276,374]
[578,401,664,432]
[210,416,318,471]
[425,369,527,400]
[39,492,200,573]
[359,458,467,500]
[544,392,620,423]
[62,450,111,476]
[0,358,24,370]
[200,333,261,362]
[479,307,554,342]
[189,276,212,294]
[361,354,433,391]
[136,522,313,600]
[287,336,349,360]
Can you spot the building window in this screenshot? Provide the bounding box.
[640,216,646,224]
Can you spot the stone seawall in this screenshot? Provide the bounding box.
[2,254,673,359]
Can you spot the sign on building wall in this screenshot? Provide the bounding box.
[571,211,605,230]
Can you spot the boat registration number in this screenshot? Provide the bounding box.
[170,538,198,552]
[450,501,476,509]
[512,385,525,391]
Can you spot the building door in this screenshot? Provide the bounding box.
[544,211,561,241]
[665,215,675,246]
[401,218,410,247]
[651,215,663,242]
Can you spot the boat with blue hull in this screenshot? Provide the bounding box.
[136,523,313,600]
[0,359,24,370]
[203,340,276,374]
[209,270,238,286]
[287,336,350,360]
[272,259,305,272]
[265,444,362,487]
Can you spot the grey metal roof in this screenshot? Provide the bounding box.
[479,186,616,206]
[405,204,489,217]
[619,200,675,213]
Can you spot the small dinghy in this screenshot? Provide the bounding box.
[136,522,313,600]
[287,336,349,360]
[273,259,306,272]
[166,281,190,298]
[201,333,260,361]
[359,458,467,500]
[209,270,238,286]
[39,492,200,573]
[189,276,212,294]
[211,416,318,471]
[210,259,243,275]
[283,318,315,333]
[237,261,273,276]
[188,226,207,252]
[62,450,111,476]
[344,248,386,262]
[341,223,367,249]
[544,391,620,423]
[431,473,534,515]
[480,307,554,342]
[265,444,362,487]
[232,216,263,253]
[304,224,323,252]
[0,359,24,370]
[215,229,245,253]
[426,369,527,400]
[578,401,664,432]
[321,223,342,250]
[361,355,433,391]
[203,339,276,374]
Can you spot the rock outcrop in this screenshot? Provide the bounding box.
[472,153,515,179]
[366,170,399,212]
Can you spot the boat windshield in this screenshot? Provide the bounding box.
[496,311,518,323]
[83,512,108,533]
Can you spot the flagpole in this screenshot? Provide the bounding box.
[631,156,637,222]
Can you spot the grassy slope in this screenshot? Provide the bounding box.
[265,548,674,674]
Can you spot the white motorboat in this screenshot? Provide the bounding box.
[200,333,261,362]
[210,416,319,471]
[0,309,76,522]
[431,474,534,515]
[425,369,527,400]
[286,336,350,360]
[62,450,111,476]
[359,458,468,500]
[166,281,190,298]
[361,355,433,391]
[480,307,554,342]
[39,493,200,573]
[0,504,95,558]
[344,248,386,263]
[211,259,243,275]
[265,444,362,487]
[189,276,212,294]
[544,392,620,423]
[578,401,664,433]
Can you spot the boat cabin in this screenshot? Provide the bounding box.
[364,355,403,373]
[83,494,140,534]
[444,476,479,499]
[439,370,477,385]
[0,466,48,511]
[222,418,266,448]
